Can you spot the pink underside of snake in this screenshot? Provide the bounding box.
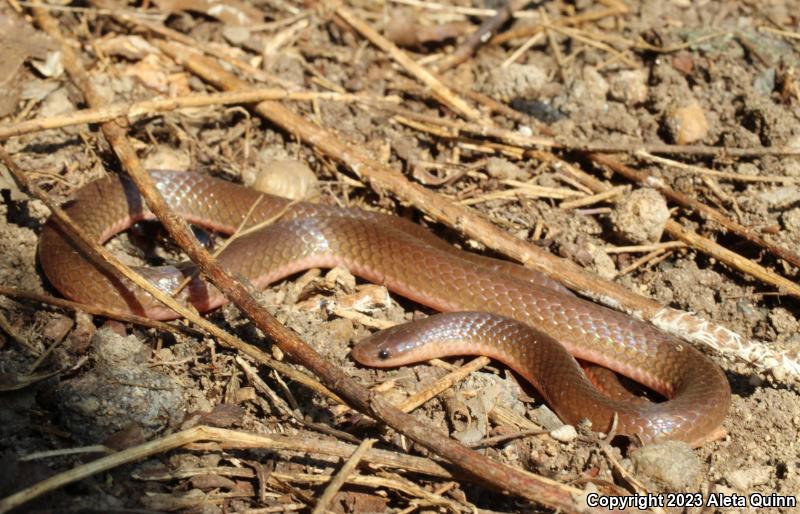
[38,170,731,445]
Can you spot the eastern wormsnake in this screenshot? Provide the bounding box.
[39,170,730,445]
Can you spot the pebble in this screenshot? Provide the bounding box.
[486,157,528,181]
[666,100,709,144]
[631,440,701,490]
[725,465,773,491]
[782,207,800,233]
[143,146,191,171]
[610,188,669,244]
[549,424,578,443]
[586,243,617,280]
[480,63,548,102]
[608,69,649,105]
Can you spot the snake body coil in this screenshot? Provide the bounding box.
[39,170,730,445]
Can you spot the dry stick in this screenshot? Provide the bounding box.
[381,104,800,158]
[0,426,452,514]
[155,41,800,385]
[491,7,627,45]
[275,472,458,510]
[333,6,483,122]
[635,150,799,184]
[28,9,598,512]
[399,357,491,413]
[434,0,526,73]
[311,438,375,514]
[0,150,343,409]
[0,310,38,355]
[0,89,400,140]
[0,285,195,336]
[589,153,800,276]
[664,219,800,297]
[545,23,637,68]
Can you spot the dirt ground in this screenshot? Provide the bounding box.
[1,0,799,513]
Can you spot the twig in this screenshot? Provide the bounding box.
[635,151,798,184]
[664,219,800,297]
[543,24,638,68]
[559,185,626,210]
[388,0,538,18]
[380,104,800,157]
[0,89,400,140]
[399,357,491,413]
[0,426,452,513]
[468,428,548,448]
[333,6,483,122]
[502,32,546,68]
[0,285,195,336]
[491,7,627,45]
[434,0,526,72]
[605,241,686,254]
[618,248,670,276]
[311,438,375,514]
[0,310,39,356]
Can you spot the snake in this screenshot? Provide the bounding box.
[38,170,730,445]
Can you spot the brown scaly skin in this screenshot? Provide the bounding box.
[39,170,730,445]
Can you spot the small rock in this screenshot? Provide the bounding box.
[549,424,578,443]
[531,405,563,430]
[755,186,800,208]
[671,52,694,75]
[52,329,183,443]
[323,318,356,344]
[486,157,527,181]
[631,441,701,490]
[608,69,649,105]
[221,26,251,45]
[586,243,617,280]
[782,208,800,233]
[234,387,256,403]
[666,100,709,144]
[610,188,670,244]
[769,308,799,335]
[725,465,773,491]
[37,87,73,119]
[580,66,610,100]
[143,146,191,171]
[480,63,548,102]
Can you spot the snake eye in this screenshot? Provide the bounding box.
[378,348,391,360]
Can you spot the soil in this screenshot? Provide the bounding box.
[1,1,799,513]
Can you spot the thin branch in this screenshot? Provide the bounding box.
[434,0,526,72]
[334,6,483,122]
[0,285,196,336]
[0,89,400,140]
[311,438,375,514]
[0,426,452,513]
